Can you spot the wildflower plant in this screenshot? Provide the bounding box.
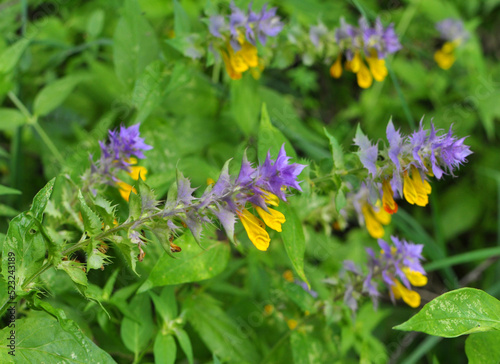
[1,1,497,363]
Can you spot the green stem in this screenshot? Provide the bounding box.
[8,91,65,165]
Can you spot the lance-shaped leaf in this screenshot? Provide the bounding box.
[324,127,345,170]
[394,288,500,337]
[2,178,55,292]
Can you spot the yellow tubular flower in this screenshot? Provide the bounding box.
[128,166,147,181]
[403,267,428,287]
[262,191,280,206]
[222,52,242,80]
[238,209,270,251]
[239,41,259,68]
[357,61,373,88]
[434,42,456,70]
[403,167,432,206]
[367,55,388,82]
[391,280,421,308]
[116,181,136,202]
[362,203,391,239]
[350,51,362,73]
[330,55,343,78]
[255,206,286,232]
[382,179,398,214]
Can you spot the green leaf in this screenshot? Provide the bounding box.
[0,184,21,195]
[0,315,115,363]
[278,203,309,287]
[33,75,84,116]
[113,0,159,89]
[394,288,500,337]
[173,0,191,36]
[120,293,154,356]
[290,331,313,364]
[58,260,88,286]
[258,103,297,162]
[0,109,25,131]
[231,76,261,135]
[78,191,102,237]
[174,328,193,364]
[128,188,142,220]
[184,293,260,363]
[150,286,178,323]
[465,331,500,364]
[138,233,230,292]
[335,190,346,213]
[324,127,345,170]
[154,333,177,364]
[0,38,30,74]
[1,178,55,291]
[86,9,105,38]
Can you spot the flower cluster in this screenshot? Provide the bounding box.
[343,236,427,310]
[330,17,401,88]
[208,2,283,80]
[189,145,305,250]
[85,124,152,200]
[434,19,469,70]
[347,119,472,238]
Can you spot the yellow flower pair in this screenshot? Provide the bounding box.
[116,158,148,202]
[361,201,391,239]
[330,50,388,88]
[434,41,458,70]
[391,268,428,308]
[221,36,264,80]
[403,166,432,207]
[237,191,286,251]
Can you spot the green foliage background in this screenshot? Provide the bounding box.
[0,0,499,363]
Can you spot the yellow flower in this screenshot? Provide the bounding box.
[283,269,294,282]
[391,280,421,308]
[382,179,398,214]
[362,202,391,238]
[237,208,270,251]
[255,206,285,232]
[330,55,343,78]
[128,165,148,181]
[366,51,388,82]
[221,37,261,80]
[434,42,456,70]
[287,319,298,330]
[356,61,373,88]
[403,166,432,206]
[391,269,427,308]
[116,181,136,202]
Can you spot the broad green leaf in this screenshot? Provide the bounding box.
[132,60,168,124]
[173,0,191,36]
[33,75,84,116]
[113,0,159,89]
[78,190,102,237]
[0,184,21,195]
[465,331,500,364]
[257,103,297,162]
[184,293,260,363]
[174,328,194,364]
[154,333,176,364]
[0,315,115,363]
[324,128,345,170]
[394,288,500,337]
[278,203,309,287]
[0,109,25,131]
[138,233,230,292]
[1,178,55,291]
[231,76,261,136]
[150,286,178,323]
[0,38,30,74]
[86,9,105,38]
[120,293,154,356]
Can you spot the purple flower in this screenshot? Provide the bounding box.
[354,128,378,177]
[436,19,469,43]
[209,15,226,38]
[294,280,318,298]
[334,17,360,60]
[253,5,283,45]
[362,17,401,58]
[309,23,328,48]
[88,124,152,188]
